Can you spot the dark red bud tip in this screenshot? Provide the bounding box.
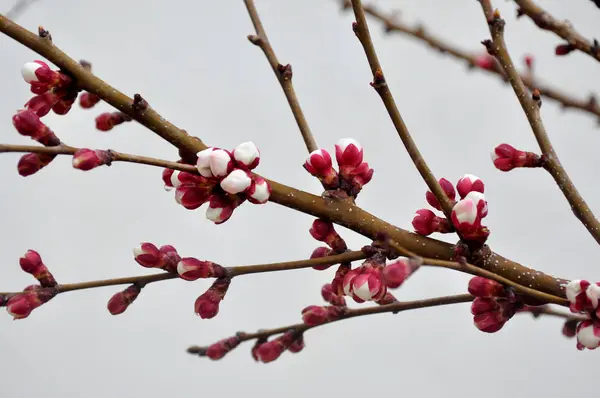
[555,43,576,56]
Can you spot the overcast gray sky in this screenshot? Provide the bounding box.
[1,0,599,396]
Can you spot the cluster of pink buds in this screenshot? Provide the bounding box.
[303,138,373,197]
[342,257,387,303]
[21,60,79,116]
[2,250,58,319]
[491,144,542,172]
[565,279,600,350]
[468,276,522,333]
[162,141,271,224]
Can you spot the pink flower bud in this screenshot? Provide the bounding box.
[562,320,578,338]
[79,92,101,109]
[321,283,346,306]
[309,219,347,253]
[194,278,231,319]
[95,112,132,132]
[425,178,456,210]
[288,335,305,353]
[72,149,112,171]
[335,138,364,170]
[468,277,505,298]
[576,320,600,350]
[451,198,481,233]
[51,91,77,115]
[205,336,241,360]
[158,245,181,273]
[412,209,452,236]
[21,61,67,94]
[133,242,166,268]
[18,153,55,176]
[232,141,260,170]
[381,258,419,289]
[6,291,44,319]
[347,161,374,196]
[177,258,226,281]
[474,54,496,70]
[24,92,59,117]
[196,148,216,178]
[304,149,339,188]
[12,109,60,146]
[162,168,175,188]
[310,247,335,270]
[205,193,244,224]
[19,250,56,287]
[566,279,592,313]
[342,265,386,303]
[301,305,344,326]
[471,297,517,333]
[220,169,252,194]
[256,332,297,363]
[456,174,484,198]
[107,285,141,315]
[555,43,576,56]
[246,175,271,204]
[491,143,541,172]
[208,149,235,177]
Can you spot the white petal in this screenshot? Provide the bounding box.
[462,174,480,183]
[21,61,42,83]
[566,280,583,303]
[578,324,600,349]
[196,148,215,178]
[465,191,485,203]
[206,206,223,222]
[132,245,145,257]
[353,280,374,301]
[490,150,499,162]
[586,283,600,308]
[170,170,182,188]
[336,138,362,152]
[233,141,259,166]
[209,149,232,177]
[250,181,270,203]
[220,169,252,194]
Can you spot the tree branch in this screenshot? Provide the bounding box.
[243,0,318,153]
[479,2,600,247]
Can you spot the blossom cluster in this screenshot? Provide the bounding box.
[21,60,79,117]
[468,276,523,333]
[565,280,600,350]
[162,141,271,224]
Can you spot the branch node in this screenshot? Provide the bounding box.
[37,26,52,42]
[247,34,262,46]
[369,69,386,89]
[532,89,542,108]
[277,63,293,80]
[132,93,149,112]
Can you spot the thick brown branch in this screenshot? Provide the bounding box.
[479,2,600,246]
[515,0,600,64]
[243,0,318,153]
[349,0,454,219]
[340,0,600,121]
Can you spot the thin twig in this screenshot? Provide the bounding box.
[339,0,600,122]
[479,2,600,246]
[349,0,455,219]
[515,0,600,64]
[244,0,318,153]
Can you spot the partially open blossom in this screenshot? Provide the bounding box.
[72,149,112,171]
[381,258,419,289]
[220,169,252,194]
[205,336,241,360]
[555,43,576,56]
[208,149,235,177]
[205,193,244,224]
[107,285,141,315]
[471,297,519,333]
[12,109,60,146]
[196,148,217,178]
[21,60,70,94]
[468,277,505,298]
[79,92,101,109]
[474,54,496,70]
[232,141,260,170]
[425,178,456,210]
[6,288,56,319]
[95,112,132,132]
[464,191,488,218]
[343,264,386,303]
[24,92,59,117]
[309,219,347,253]
[491,144,542,172]
[456,174,484,198]
[177,258,226,281]
[246,175,271,204]
[19,250,56,287]
[18,153,55,176]
[335,138,363,172]
[451,197,480,232]
[304,149,339,188]
[321,283,346,306]
[194,277,231,319]
[566,279,593,313]
[412,209,452,236]
[576,320,600,350]
[302,305,344,326]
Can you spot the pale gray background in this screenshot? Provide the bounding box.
[1,0,599,396]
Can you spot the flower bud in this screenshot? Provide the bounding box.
[24,92,59,117]
[175,185,213,210]
[12,109,60,146]
[412,209,452,236]
[288,335,305,353]
[95,112,132,132]
[196,148,216,178]
[346,161,374,196]
[456,174,484,198]
[205,193,244,224]
[566,279,592,313]
[468,277,505,298]
[451,197,481,233]
[491,144,541,172]
[162,168,175,188]
[6,289,55,319]
[562,320,578,338]
[310,247,335,270]
[464,191,488,218]
[335,138,363,171]
[555,43,576,56]
[177,258,226,281]
[474,54,496,70]
[576,320,600,350]
[220,169,252,194]
[208,149,235,177]
[205,336,241,360]
[381,258,419,289]
[18,153,55,176]
[133,243,165,268]
[19,250,56,287]
[304,149,339,188]
[425,178,456,210]
[107,285,141,315]
[72,149,112,171]
[309,219,347,253]
[321,283,346,306]
[471,297,518,333]
[301,305,344,326]
[246,175,271,204]
[330,263,351,296]
[194,278,231,319]
[232,141,260,170]
[342,264,386,303]
[79,92,101,109]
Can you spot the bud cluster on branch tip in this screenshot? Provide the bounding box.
[302,305,345,326]
[565,279,600,350]
[451,175,489,243]
[491,144,542,172]
[12,109,60,146]
[321,283,346,306]
[95,112,132,132]
[133,242,182,273]
[78,92,101,109]
[17,152,56,177]
[303,138,373,197]
[255,331,299,363]
[468,277,521,333]
[309,219,347,254]
[342,261,386,303]
[381,258,420,289]
[203,336,241,360]
[162,142,271,224]
[5,287,57,320]
[194,277,231,319]
[21,60,79,116]
[474,53,496,71]
[72,149,114,171]
[19,250,57,287]
[107,284,142,315]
